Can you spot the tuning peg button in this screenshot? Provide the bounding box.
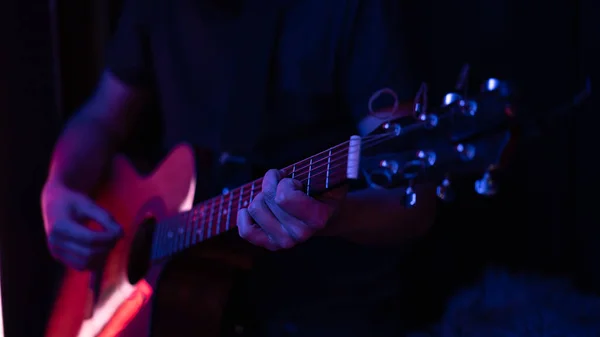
[417,150,437,166]
[379,160,399,174]
[456,144,476,161]
[382,122,402,136]
[418,113,439,129]
[443,93,462,107]
[482,78,510,96]
[475,171,497,196]
[404,186,417,208]
[436,178,455,202]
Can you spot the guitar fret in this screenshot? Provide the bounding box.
[174,221,180,252]
[216,194,224,235]
[178,216,185,251]
[185,211,191,248]
[167,222,174,256]
[307,158,313,195]
[208,198,215,239]
[196,203,206,242]
[150,138,361,264]
[226,190,233,230]
[191,208,197,245]
[325,150,331,189]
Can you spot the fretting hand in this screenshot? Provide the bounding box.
[238,169,345,250]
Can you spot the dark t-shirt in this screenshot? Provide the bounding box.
[106,0,414,335]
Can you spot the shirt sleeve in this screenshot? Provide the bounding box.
[105,0,154,88]
[340,0,415,124]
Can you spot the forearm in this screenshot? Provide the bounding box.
[322,184,437,245]
[46,112,121,194]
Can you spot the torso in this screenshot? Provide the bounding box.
[144,1,410,335]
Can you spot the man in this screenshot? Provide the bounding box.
[41,0,437,335]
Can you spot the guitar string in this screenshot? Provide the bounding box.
[152,132,399,258]
[187,132,393,210]
[154,119,442,257]
[193,120,420,206]
[155,105,479,257]
[157,132,397,237]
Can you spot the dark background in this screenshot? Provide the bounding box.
[0,0,595,335]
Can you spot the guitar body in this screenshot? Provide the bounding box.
[44,80,522,337]
[46,144,233,337]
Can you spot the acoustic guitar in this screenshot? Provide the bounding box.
[45,76,519,337]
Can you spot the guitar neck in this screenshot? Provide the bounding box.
[150,136,361,261]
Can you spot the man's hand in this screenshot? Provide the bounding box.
[237,169,345,250]
[41,183,123,270]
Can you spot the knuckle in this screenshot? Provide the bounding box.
[265,169,280,180]
[247,200,259,217]
[278,237,296,249]
[265,244,280,252]
[274,189,289,206]
[238,226,250,239]
[313,219,327,230]
[295,228,312,242]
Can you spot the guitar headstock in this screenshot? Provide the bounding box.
[360,75,516,205]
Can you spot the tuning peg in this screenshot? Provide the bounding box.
[417,150,437,166]
[483,78,500,92]
[443,93,462,107]
[456,144,476,161]
[382,122,402,136]
[463,100,477,116]
[474,170,497,196]
[443,93,477,116]
[417,113,439,129]
[404,185,417,208]
[436,178,455,202]
[482,78,510,96]
[380,159,399,174]
[365,160,400,189]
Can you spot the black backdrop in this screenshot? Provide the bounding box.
[0,0,595,335]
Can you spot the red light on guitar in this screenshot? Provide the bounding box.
[97,281,154,337]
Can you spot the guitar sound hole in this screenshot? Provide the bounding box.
[127,217,156,284]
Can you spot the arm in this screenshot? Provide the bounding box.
[42,0,155,270]
[322,0,436,245]
[46,72,147,193]
[46,0,152,193]
[238,0,436,250]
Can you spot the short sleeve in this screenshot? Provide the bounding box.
[105,0,154,88]
[340,0,415,123]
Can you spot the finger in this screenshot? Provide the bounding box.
[237,208,279,251]
[261,169,281,199]
[49,234,111,260]
[247,193,296,248]
[49,240,104,271]
[275,178,332,229]
[54,220,121,247]
[75,197,123,236]
[59,253,87,271]
[262,180,313,243]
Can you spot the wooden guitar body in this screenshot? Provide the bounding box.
[45,79,522,337]
[45,144,232,337]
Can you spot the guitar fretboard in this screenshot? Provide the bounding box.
[150,136,361,261]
